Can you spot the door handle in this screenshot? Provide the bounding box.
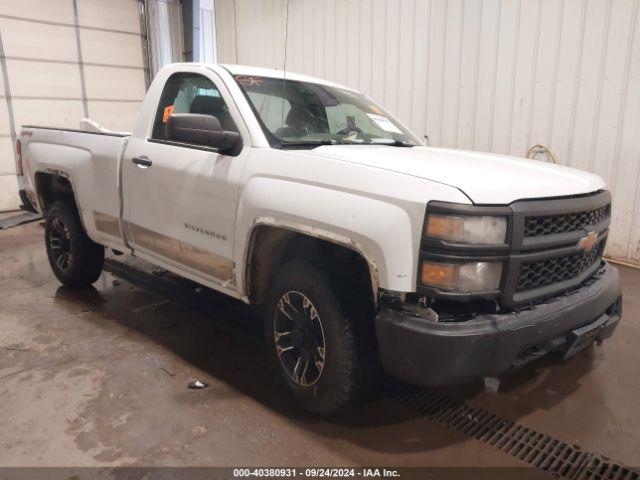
[132,156,152,168]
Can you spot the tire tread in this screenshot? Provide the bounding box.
[264,260,366,414]
[45,200,104,287]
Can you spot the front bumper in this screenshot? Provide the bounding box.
[375,262,622,386]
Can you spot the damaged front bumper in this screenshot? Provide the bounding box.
[374,262,622,386]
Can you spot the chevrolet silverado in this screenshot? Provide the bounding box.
[15,63,622,414]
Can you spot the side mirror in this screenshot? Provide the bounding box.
[166,113,240,153]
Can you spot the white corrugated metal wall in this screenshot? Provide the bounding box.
[0,0,148,211]
[0,0,187,212]
[214,0,640,265]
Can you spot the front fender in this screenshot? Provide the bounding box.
[234,175,469,294]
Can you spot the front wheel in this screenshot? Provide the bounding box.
[45,201,105,287]
[264,261,366,414]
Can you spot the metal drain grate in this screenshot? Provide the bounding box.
[392,387,639,480]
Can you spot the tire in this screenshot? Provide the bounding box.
[264,261,366,414]
[45,200,104,287]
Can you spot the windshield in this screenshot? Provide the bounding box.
[233,75,422,148]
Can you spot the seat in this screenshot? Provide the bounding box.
[274,104,326,138]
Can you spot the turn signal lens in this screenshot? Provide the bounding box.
[421,260,502,292]
[421,262,458,289]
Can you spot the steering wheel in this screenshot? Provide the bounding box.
[337,126,363,136]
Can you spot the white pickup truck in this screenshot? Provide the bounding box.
[16,63,622,413]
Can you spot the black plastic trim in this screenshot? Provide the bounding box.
[418,191,612,307]
[147,137,243,156]
[377,262,621,386]
[18,189,37,213]
[511,190,611,251]
[502,236,607,306]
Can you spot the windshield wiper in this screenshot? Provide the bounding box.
[280,139,373,148]
[370,140,415,147]
[280,139,338,148]
[279,139,416,148]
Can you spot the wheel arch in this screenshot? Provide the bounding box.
[34,170,79,214]
[243,219,380,308]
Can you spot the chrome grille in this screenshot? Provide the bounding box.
[516,241,604,292]
[524,204,610,237]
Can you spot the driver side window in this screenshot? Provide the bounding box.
[151,73,239,141]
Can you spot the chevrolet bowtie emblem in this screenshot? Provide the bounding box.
[577,231,598,251]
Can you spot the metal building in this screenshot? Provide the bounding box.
[0,0,190,213]
[0,0,146,211]
[213,0,640,265]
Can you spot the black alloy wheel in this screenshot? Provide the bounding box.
[48,216,73,273]
[264,261,366,414]
[273,290,326,387]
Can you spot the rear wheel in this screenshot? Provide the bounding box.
[45,201,104,287]
[264,261,366,414]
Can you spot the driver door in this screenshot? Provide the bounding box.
[121,71,246,289]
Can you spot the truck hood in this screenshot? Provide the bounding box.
[307,145,606,204]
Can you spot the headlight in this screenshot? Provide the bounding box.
[421,260,502,292]
[425,214,507,244]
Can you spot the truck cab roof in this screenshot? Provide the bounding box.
[217,63,359,92]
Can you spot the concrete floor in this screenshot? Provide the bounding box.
[1,219,639,470]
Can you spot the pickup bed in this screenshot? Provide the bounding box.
[15,63,622,414]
